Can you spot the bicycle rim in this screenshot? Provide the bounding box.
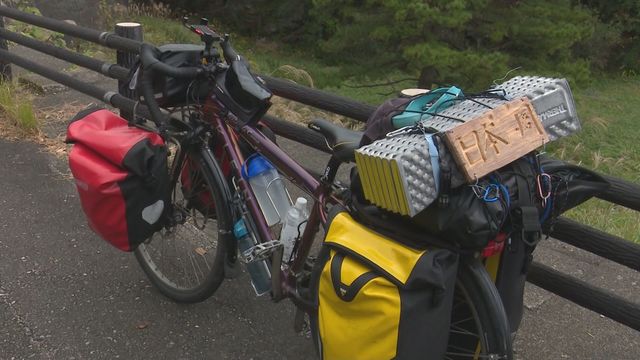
[135,147,230,303]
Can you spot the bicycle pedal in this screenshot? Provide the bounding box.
[241,240,283,263]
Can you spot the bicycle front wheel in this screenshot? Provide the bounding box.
[135,146,233,303]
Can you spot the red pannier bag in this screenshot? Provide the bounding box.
[66,108,170,251]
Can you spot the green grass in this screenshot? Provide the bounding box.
[549,77,640,243]
[0,82,38,132]
[105,7,640,242]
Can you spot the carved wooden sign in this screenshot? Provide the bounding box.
[444,98,549,182]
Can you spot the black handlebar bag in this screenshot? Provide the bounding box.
[66,108,170,251]
[127,44,210,108]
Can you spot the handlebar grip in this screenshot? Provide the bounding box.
[221,38,241,65]
[138,66,166,128]
[139,43,203,79]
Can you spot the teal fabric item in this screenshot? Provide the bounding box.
[391,86,462,129]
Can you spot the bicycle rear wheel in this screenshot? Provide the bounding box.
[445,259,513,359]
[135,146,233,303]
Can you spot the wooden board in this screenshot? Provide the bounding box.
[444,98,549,182]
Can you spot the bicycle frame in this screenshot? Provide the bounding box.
[203,99,336,302]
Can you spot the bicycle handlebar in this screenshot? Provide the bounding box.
[139,43,203,79]
[136,34,266,129]
[137,43,205,128]
[221,36,241,65]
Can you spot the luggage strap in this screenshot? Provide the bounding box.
[512,157,542,248]
[508,157,542,274]
[330,253,378,302]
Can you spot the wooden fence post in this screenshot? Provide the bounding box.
[115,22,142,121]
[0,14,13,82]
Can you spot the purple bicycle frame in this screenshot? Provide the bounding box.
[204,101,335,300]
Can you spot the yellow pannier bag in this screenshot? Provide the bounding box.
[310,210,459,360]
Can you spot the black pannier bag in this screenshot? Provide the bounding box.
[309,208,459,360]
[66,107,170,251]
[412,155,541,250]
[413,155,544,333]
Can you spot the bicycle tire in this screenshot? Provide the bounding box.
[134,145,233,303]
[308,257,513,359]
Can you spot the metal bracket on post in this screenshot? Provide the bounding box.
[0,13,12,82]
[115,22,142,121]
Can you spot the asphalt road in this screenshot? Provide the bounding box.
[0,138,319,359]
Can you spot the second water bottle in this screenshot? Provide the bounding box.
[280,197,309,262]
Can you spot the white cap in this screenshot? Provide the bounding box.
[294,197,307,210]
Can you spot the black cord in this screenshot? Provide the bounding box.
[288,219,309,263]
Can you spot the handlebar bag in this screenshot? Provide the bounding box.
[309,208,458,360]
[127,44,209,108]
[65,108,170,251]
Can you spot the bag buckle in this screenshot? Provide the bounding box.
[513,206,541,247]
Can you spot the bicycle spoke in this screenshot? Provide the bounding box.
[449,329,480,338]
[451,316,475,327]
[450,324,478,337]
[447,344,476,353]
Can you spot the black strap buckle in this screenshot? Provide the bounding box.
[438,166,451,208]
[513,206,541,247]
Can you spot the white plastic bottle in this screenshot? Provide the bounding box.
[280,197,309,262]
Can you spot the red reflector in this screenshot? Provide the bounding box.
[481,232,507,258]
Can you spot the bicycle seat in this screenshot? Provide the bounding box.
[309,118,363,163]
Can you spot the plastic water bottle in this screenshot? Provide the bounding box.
[280,197,309,262]
[233,218,272,296]
[242,154,290,226]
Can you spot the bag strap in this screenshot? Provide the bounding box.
[509,157,542,274]
[330,253,379,302]
[511,157,542,247]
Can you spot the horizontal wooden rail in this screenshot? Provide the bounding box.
[261,115,331,154]
[547,217,640,271]
[0,27,129,81]
[0,49,148,118]
[260,75,375,122]
[528,262,640,331]
[597,174,640,212]
[0,5,139,53]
